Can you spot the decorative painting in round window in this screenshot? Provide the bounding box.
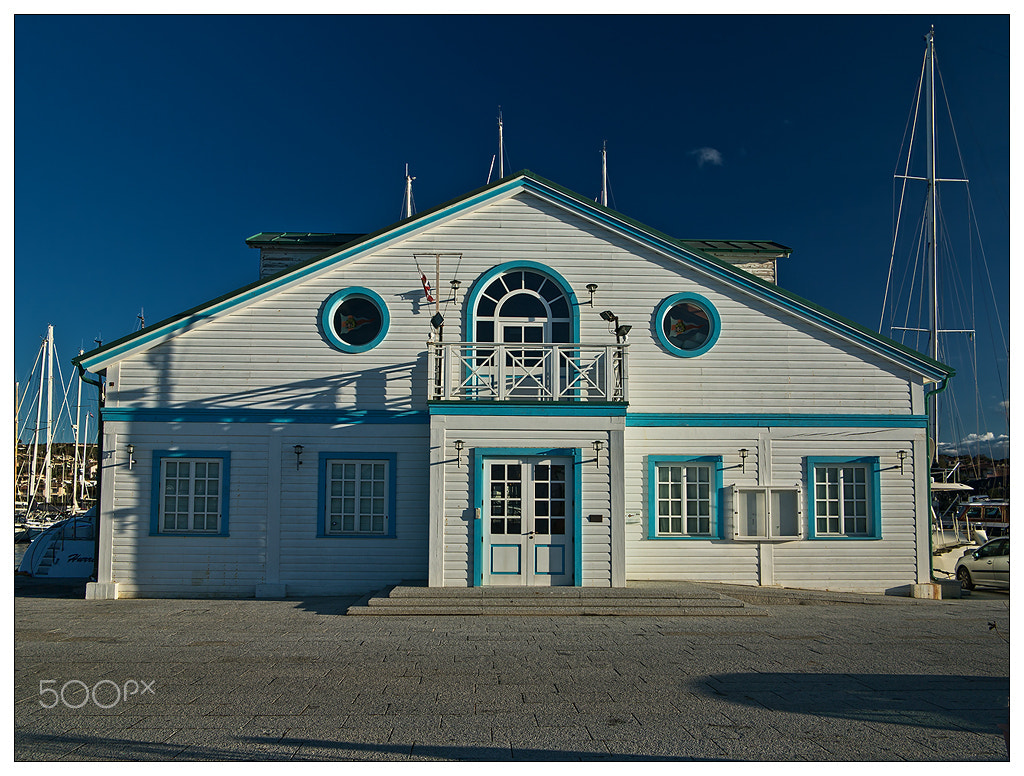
[321,287,389,353]
[655,292,721,357]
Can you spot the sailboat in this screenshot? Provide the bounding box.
[878,29,1009,577]
[15,326,96,543]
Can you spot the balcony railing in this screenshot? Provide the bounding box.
[428,342,628,402]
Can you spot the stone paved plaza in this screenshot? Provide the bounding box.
[14,589,1010,761]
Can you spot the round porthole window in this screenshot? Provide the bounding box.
[655,292,721,357]
[321,287,389,353]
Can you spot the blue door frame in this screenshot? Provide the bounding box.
[471,447,584,587]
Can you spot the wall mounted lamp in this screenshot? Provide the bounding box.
[738,448,749,473]
[599,310,617,323]
[450,279,461,302]
[293,444,304,470]
[127,444,135,470]
[615,324,632,342]
[586,283,598,306]
[897,450,907,475]
[453,439,465,467]
[593,440,605,466]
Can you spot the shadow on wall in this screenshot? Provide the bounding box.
[123,331,429,413]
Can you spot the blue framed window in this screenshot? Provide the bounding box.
[150,451,230,536]
[807,457,881,539]
[320,287,390,353]
[647,455,723,539]
[655,292,721,357]
[317,452,397,538]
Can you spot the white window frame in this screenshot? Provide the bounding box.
[808,458,880,539]
[648,457,721,539]
[320,454,395,538]
[153,454,228,535]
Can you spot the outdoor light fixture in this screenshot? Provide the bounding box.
[593,440,604,466]
[127,444,135,470]
[453,439,465,467]
[739,448,749,473]
[293,444,304,470]
[600,310,617,323]
[450,279,461,302]
[615,324,632,341]
[898,450,907,475]
[586,283,598,306]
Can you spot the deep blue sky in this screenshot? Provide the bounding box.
[13,14,1010,453]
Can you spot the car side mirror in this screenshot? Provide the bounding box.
[972,551,981,559]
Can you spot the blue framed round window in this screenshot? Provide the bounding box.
[655,292,721,357]
[321,287,389,353]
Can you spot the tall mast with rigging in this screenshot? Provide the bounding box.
[925,27,940,450]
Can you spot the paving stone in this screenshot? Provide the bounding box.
[15,591,1009,761]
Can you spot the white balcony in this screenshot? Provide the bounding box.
[428,342,628,402]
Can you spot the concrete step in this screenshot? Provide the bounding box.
[346,583,767,616]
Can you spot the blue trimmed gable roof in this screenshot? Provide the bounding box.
[75,171,953,381]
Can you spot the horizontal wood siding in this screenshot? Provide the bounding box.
[111,193,921,419]
[277,424,429,595]
[103,420,428,598]
[624,425,925,593]
[106,421,268,598]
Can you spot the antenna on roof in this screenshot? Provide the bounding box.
[402,164,416,220]
[600,141,608,207]
[486,154,496,185]
[497,107,504,179]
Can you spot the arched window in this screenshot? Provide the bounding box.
[473,268,573,345]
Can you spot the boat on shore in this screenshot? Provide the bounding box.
[16,508,96,579]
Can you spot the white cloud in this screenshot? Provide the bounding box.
[938,432,1010,457]
[689,147,723,168]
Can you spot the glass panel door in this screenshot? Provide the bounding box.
[482,457,574,586]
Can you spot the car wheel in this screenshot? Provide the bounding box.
[957,566,975,591]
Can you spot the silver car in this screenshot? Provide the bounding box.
[955,537,1010,591]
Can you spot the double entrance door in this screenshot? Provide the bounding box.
[483,456,574,586]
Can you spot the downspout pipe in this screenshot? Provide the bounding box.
[75,363,105,590]
[924,375,952,584]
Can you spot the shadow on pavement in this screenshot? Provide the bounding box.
[15,731,714,761]
[694,672,1009,735]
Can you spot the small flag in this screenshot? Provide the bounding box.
[420,272,434,303]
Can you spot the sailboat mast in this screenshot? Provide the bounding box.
[72,349,83,512]
[44,324,54,503]
[925,27,940,454]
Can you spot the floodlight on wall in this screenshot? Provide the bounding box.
[586,283,598,306]
[738,448,749,473]
[453,439,465,467]
[615,324,632,341]
[293,444,304,471]
[127,444,135,470]
[599,310,617,323]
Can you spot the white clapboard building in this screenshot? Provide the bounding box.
[76,172,952,599]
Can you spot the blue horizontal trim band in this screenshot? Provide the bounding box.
[626,413,928,428]
[103,408,428,425]
[430,402,628,417]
